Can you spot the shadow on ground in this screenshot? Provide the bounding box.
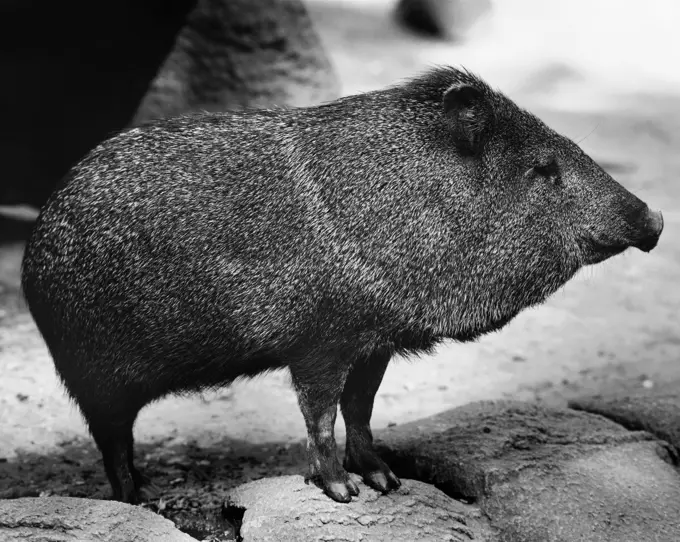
[0,436,309,540]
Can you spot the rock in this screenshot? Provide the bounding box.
[0,497,195,542]
[131,0,341,125]
[3,0,340,209]
[394,0,491,41]
[569,383,680,453]
[225,475,495,541]
[375,400,655,499]
[2,0,195,208]
[374,400,680,542]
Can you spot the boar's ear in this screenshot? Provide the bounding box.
[442,83,493,155]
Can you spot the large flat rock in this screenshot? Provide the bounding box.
[373,400,680,542]
[569,380,680,453]
[225,475,495,541]
[0,496,195,542]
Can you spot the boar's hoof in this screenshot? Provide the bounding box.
[363,470,402,494]
[344,450,402,493]
[305,471,360,503]
[344,454,402,493]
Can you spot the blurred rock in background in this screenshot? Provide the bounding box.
[394,0,492,41]
[0,0,339,211]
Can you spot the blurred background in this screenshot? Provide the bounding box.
[0,0,678,502]
[318,0,680,111]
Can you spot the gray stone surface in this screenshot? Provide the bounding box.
[225,475,495,541]
[4,401,680,541]
[132,0,340,125]
[0,496,195,542]
[569,382,680,452]
[374,400,680,542]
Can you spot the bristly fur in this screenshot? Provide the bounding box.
[21,65,660,504]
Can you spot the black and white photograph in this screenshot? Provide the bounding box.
[0,0,678,540]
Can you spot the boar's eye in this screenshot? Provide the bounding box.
[532,157,561,185]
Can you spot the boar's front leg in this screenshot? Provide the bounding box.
[340,348,401,493]
[290,353,360,503]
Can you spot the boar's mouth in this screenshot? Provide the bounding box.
[582,229,662,265]
[577,239,623,265]
[581,208,663,265]
[583,240,629,264]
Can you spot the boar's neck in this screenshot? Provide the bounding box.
[286,91,530,344]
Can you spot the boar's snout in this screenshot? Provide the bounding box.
[631,207,664,253]
[581,186,664,265]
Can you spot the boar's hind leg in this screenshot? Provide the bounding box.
[79,400,144,504]
[340,348,401,493]
[290,355,360,503]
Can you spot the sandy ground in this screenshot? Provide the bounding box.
[1,1,679,536]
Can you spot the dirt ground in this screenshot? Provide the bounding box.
[1,1,679,539]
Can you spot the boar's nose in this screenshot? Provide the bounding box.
[633,208,664,253]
